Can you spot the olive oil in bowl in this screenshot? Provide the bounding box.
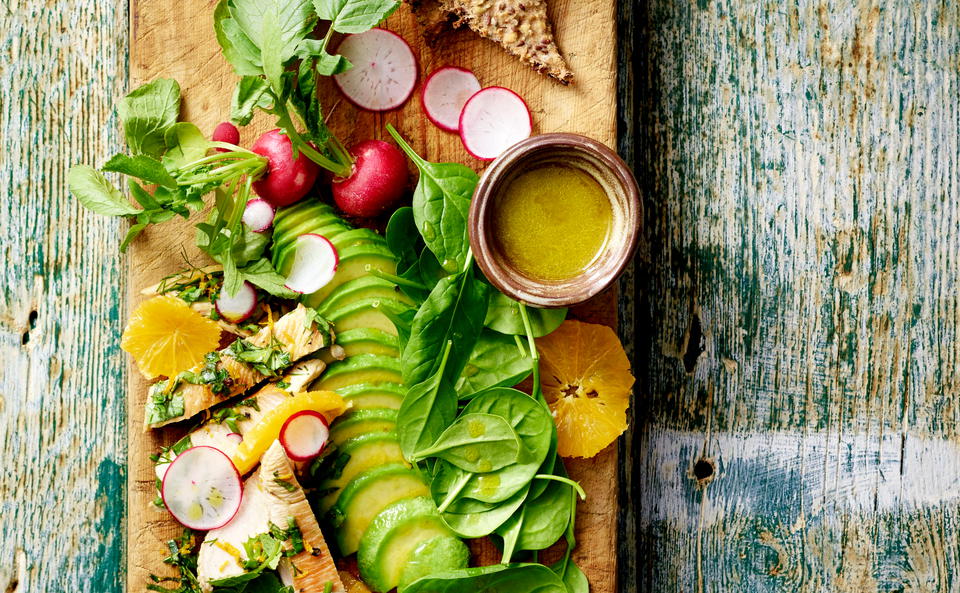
[491,165,613,282]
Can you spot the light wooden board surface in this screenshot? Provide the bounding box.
[127,1,622,592]
[631,0,960,591]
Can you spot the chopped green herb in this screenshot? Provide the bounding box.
[180,352,232,395]
[147,530,202,593]
[275,380,291,389]
[272,472,297,493]
[228,338,293,377]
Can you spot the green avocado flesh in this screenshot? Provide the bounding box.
[303,244,399,308]
[318,276,413,316]
[335,383,405,410]
[320,328,400,363]
[314,354,403,392]
[325,298,411,336]
[329,408,398,445]
[330,463,430,555]
[318,432,406,512]
[357,497,464,592]
[398,535,471,589]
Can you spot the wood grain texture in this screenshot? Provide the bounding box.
[0,1,128,593]
[126,1,622,592]
[633,0,960,591]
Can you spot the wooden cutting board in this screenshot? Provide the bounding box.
[127,1,622,591]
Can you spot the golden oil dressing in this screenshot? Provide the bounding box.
[492,165,612,282]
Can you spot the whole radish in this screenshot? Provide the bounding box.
[212,122,240,152]
[332,140,408,218]
[250,129,320,207]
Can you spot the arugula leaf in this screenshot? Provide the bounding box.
[313,0,400,34]
[227,0,316,92]
[68,165,141,216]
[117,78,181,158]
[102,154,177,188]
[214,0,263,76]
[231,76,274,126]
[387,125,477,274]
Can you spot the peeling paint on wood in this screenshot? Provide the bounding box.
[632,0,960,591]
[0,2,128,593]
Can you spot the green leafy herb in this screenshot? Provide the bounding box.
[145,383,186,425]
[68,166,141,217]
[181,352,232,395]
[313,0,400,33]
[400,563,568,593]
[228,338,293,377]
[273,473,298,492]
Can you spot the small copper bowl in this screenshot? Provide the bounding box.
[468,133,641,308]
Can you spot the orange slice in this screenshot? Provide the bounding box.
[537,320,634,458]
[120,295,221,380]
[232,389,347,475]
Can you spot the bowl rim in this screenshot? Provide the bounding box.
[468,133,641,308]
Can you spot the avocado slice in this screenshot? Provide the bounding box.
[318,432,406,512]
[398,535,471,589]
[302,244,399,308]
[318,276,413,316]
[335,383,405,410]
[314,354,403,392]
[329,408,398,445]
[325,297,411,336]
[357,497,463,592]
[272,199,338,235]
[329,463,429,555]
[327,228,388,251]
[321,328,400,363]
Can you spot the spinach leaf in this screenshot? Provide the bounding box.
[227,0,316,92]
[214,0,263,76]
[117,78,181,158]
[457,330,532,398]
[397,341,457,461]
[507,459,574,551]
[400,563,568,593]
[485,290,567,337]
[68,166,140,216]
[387,125,478,274]
[231,76,274,126]
[313,0,400,33]
[386,206,421,274]
[549,556,589,593]
[438,484,529,538]
[102,154,177,188]
[497,505,524,563]
[413,413,520,473]
[401,266,488,387]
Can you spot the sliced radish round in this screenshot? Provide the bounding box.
[334,28,417,111]
[216,281,257,323]
[422,67,481,132]
[242,198,275,232]
[161,446,242,530]
[459,87,533,161]
[225,432,243,445]
[284,234,339,295]
[279,410,330,461]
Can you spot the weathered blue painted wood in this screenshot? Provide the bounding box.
[634,1,960,591]
[0,1,127,592]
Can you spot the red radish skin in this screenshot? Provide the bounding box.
[212,122,240,152]
[160,446,243,531]
[332,140,408,218]
[242,198,275,232]
[250,129,320,207]
[333,29,418,112]
[225,433,243,445]
[421,67,482,132]
[284,234,339,295]
[215,281,257,323]
[279,410,330,461]
[459,86,533,161]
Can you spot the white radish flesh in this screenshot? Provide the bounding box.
[242,198,275,232]
[284,234,339,295]
[334,29,417,111]
[279,410,330,461]
[161,446,242,530]
[215,281,257,323]
[422,67,481,132]
[459,86,533,160]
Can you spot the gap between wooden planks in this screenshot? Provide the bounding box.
[127,1,621,591]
